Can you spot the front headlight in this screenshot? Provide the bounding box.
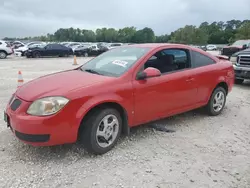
[27,96,69,116]
[230,56,237,64]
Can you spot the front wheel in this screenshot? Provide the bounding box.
[79,108,122,155]
[235,79,244,84]
[206,87,227,116]
[33,52,41,58]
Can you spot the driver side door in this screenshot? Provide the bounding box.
[132,48,198,126]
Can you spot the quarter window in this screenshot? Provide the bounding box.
[192,51,215,68]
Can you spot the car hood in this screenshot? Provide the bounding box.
[15,46,28,51]
[15,69,113,101]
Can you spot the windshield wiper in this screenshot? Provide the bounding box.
[84,69,102,75]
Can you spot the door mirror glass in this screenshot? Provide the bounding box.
[136,67,161,80]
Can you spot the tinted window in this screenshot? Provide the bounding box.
[143,48,190,75]
[163,49,188,62]
[192,51,215,68]
[80,47,151,77]
[49,44,64,49]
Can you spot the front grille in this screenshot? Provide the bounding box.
[222,48,241,56]
[10,98,22,111]
[238,55,250,67]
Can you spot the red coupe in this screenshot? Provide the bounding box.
[4,43,234,154]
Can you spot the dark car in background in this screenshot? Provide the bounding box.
[221,39,250,57]
[230,48,250,84]
[74,44,108,57]
[26,43,73,58]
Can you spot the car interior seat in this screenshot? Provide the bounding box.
[157,54,177,73]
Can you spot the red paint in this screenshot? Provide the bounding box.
[5,44,234,146]
[144,67,161,78]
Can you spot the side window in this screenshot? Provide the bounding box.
[149,55,157,60]
[142,48,190,75]
[46,44,51,49]
[0,42,2,45]
[191,50,216,68]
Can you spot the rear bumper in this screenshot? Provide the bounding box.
[233,65,250,79]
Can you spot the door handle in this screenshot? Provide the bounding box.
[186,77,194,82]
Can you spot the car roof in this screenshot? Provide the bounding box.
[127,43,190,49]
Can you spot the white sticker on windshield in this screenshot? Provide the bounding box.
[112,60,128,67]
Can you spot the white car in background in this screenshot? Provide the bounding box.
[0,40,13,59]
[206,44,217,51]
[14,42,46,56]
[106,43,123,50]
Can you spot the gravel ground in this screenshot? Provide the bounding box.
[0,54,250,188]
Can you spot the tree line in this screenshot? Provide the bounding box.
[3,19,250,45]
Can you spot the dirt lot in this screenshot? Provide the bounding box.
[0,55,250,188]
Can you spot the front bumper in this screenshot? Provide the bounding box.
[233,65,250,79]
[4,95,78,146]
[25,51,32,57]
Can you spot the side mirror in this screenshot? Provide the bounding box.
[136,67,161,80]
[242,44,247,49]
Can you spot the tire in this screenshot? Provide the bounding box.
[84,52,88,57]
[206,87,227,116]
[33,51,41,58]
[79,108,122,155]
[0,51,7,59]
[235,79,244,84]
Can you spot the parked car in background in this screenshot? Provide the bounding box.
[0,40,13,59]
[106,43,123,50]
[74,44,108,57]
[230,48,250,84]
[221,39,250,57]
[15,42,46,56]
[5,43,234,154]
[206,45,217,51]
[26,43,73,58]
[11,41,25,49]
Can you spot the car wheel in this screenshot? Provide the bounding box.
[33,52,41,58]
[206,87,227,116]
[79,108,122,155]
[0,51,7,59]
[84,52,88,57]
[235,79,244,84]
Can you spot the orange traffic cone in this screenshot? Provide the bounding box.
[73,55,78,65]
[17,71,24,88]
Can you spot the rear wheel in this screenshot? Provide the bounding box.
[235,79,244,84]
[84,52,88,57]
[79,108,122,155]
[206,87,226,116]
[0,51,7,59]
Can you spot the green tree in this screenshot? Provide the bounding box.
[170,25,208,45]
[155,34,169,43]
[132,27,155,43]
[117,27,137,43]
[234,21,250,40]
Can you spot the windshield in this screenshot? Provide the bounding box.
[80,47,150,77]
[232,40,250,46]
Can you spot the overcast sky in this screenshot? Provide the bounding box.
[0,0,250,38]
